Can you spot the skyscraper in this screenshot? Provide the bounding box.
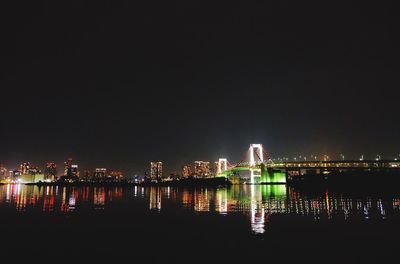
[44,162,57,181]
[182,164,192,178]
[150,162,163,181]
[213,161,219,176]
[20,162,40,175]
[0,165,7,180]
[194,161,210,178]
[64,158,73,176]
[20,162,31,174]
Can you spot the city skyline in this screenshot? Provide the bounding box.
[1,1,399,262]
[1,1,399,178]
[1,148,399,178]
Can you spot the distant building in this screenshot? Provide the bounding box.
[150,162,163,181]
[83,170,91,180]
[44,162,57,181]
[169,173,180,180]
[19,162,41,175]
[20,162,31,174]
[194,161,210,178]
[182,165,192,178]
[213,161,219,176]
[109,171,124,180]
[15,162,44,183]
[70,164,79,177]
[0,165,7,180]
[12,170,21,178]
[94,168,107,179]
[64,158,73,176]
[18,173,45,183]
[63,158,79,177]
[59,161,79,183]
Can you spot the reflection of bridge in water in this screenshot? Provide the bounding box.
[1,185,400,234]
[146,185,400,234]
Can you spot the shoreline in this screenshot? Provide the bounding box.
[20,177,234,187]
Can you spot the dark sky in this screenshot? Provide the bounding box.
[1,1,399,175]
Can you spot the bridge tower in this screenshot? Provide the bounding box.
[249,144,264,166]
[218,158,228,174]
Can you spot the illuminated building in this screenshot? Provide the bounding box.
[83,170,91,180]
[44,162,57,181]
[64,158,73,176]
[20,162,31,174]
[109,171,124,180]
[0,165,7,180]
[14,162,45,183]
[64,158,79,178]
[213,161,219,176]
[194,161,210,178]
[182,164,192,178]
[18,173,45,183]
[94,168,107,179]
[19,162,41,175]
[150,162,163,181]
[70,165,79,177]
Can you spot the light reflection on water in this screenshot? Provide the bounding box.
[1,184,400,234]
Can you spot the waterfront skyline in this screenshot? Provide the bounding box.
[2,1,399,263]
[1,148,399,179]
[1,1,399,177]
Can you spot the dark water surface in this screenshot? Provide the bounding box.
[1,184,399,263]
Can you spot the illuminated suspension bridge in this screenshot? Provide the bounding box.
[216,144,286,184]
[216,144,400,184]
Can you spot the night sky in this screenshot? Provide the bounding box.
[1,1,399,175]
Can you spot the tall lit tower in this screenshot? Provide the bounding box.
[218,158,228,174]
[64,158,73,176]
[249,144,264,166]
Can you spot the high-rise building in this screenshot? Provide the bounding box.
[213,161,219,176]
[64,158,79,177]
[194,161,210,178]
[20,162,41,175]
[44,162,57,181]
[182,164,192,178]
[70,165,79,177]
[93,168,107,179]
[20,162,31,174]
[150,162,163,181]
[0,165,7,180]
[64,158,73,176]
[16,162,44,183]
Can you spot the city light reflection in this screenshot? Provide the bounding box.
[0,185,399,234]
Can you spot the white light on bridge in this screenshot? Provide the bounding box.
[249,144,264,166]
[218,158,228,174]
